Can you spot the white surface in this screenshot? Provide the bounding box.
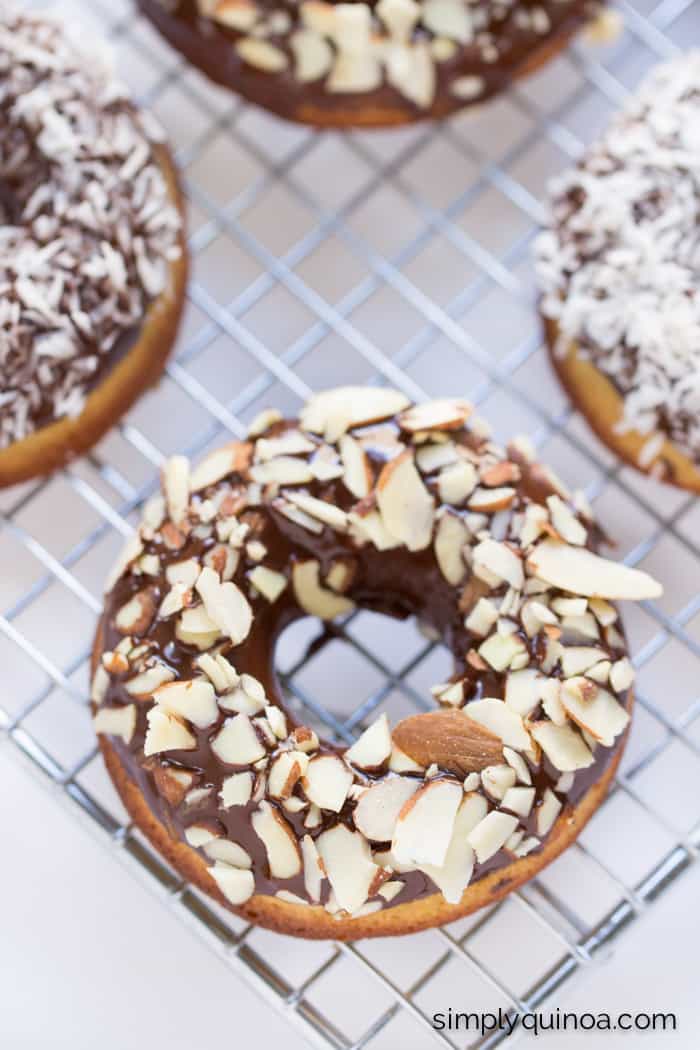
[2,752,698,1049]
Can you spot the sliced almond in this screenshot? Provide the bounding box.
[398,398,472,433]
[560,646,608,677]
[93,704,136,745]
[339,433,372,498]
[196,567,253,646]
[478,631,527,672]
[472,539,524,589]
[392,708,503,776]
[530,721,594,772]
[345,713,392,770]
[419,793,486,904]
[203,839,252,869]
[209,862,255,906]
[465,698,532,753]
[392,779,462,867]
[220,771,254,807]
[301,834,324,903]
[292,559,355,619]
[481,764,516,801]
[503,745,532,785]
[152,679,218,729]
[268,751,308,800]
[290,27,334,82]
[255,431,316,462]
[465,597,499,637]
[438,460,477,504]
[301,387,410,442]
[468,486,516,513]
[547,495,587,546]
[236,36,289,72]
[610,658,635,693]
[144,707,196,756]
[389,742,424,773]
[501,785,535,818]
[434,510,468,585]
[528,540,662,600]
[467,811,519,863]
[353,776,418,841]
[124,663,176,698]
[249,456,314,486]
[162,456,190,526]
[212,713,266,765]
[504,668,542,717]
[560,680,630,747]
[248,565,288,603]
[151,764,195,807]
[536,787,562,837]
[349,509,401,550]
[115,588,156,635]
[283,490,348,531]
[316,825,379,914]
[251,801,301,878]
[302,754,353,812]
[376,450,435,552]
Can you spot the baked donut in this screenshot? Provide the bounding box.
[92,388,661,939]
[137,0,610,128]
[535,52,700,492]
[0,6,187,488]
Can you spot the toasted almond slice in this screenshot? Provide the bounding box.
[248,565,288,603]
[339,433,372,498]
[220,771,253,807]
[504,668,542,717]
[316,825,380,914]
[434,510,468,585]
[144,707,196,756]
[536,787,562,837]
[467,811,519,863]
[268,751,309,799]
[302,754,353,812]
[292,560,355,619]
[465,698,532,753]
[93,704,136,745]
[560,680,630,747]
[124,663,176,698]
[196,567,253,646]
[209,862,255,905]
[392,779,463,867]
[468,486,516,513]
[251,801,302,878]
[527,540,662,600]
[393,708,503,775]
[419,793,486,904]
[349,509,401,550]
[212,713,266,765]
[438,459,477,504]
[301,834,324,903]
[473,539,524,589]
[203,839,252,869]
[398,398,472,433]
[353,777,418,841]
[153,679,218,729]
[283,490,348,531]
[376,450,435,552]
[162,456,190,525]
[345,713,392,769]
[301,386,410,442]
[530,721,594,772]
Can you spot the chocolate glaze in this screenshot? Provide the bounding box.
[97,413,630,912]
[137,0,595,126]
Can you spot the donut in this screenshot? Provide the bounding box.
[535,52,700,493]
[92,388,661,939]
[0,6,187,488]
[137,0,613,128]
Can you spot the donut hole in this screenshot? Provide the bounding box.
[272,605,453,739]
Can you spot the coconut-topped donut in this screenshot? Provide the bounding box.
[0,5,187,487]
[536,51,700,492]
[92,388,661,939]
[137,0,615,128]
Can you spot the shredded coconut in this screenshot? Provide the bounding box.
[535,51,700,462]
[0,4,182,447]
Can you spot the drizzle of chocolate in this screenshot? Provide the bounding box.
[98,416,630,911]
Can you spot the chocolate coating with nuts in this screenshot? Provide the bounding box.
[94,388,659,919]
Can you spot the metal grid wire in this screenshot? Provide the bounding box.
[3,0,700,1045]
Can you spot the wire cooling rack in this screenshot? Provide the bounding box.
[3,0,700,1046]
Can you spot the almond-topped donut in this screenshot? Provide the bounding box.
[137,0,616,128]
[92,388,661,939]
[0,5,187,487]
[535,51,700,493]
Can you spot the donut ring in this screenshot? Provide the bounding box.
[535,51,700,493]
[0,7,187,488]
[92,389,661,939]
[137,0,608,128]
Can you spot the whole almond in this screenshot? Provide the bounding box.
[392,709,503,775]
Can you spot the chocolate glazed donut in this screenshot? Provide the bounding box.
[92,389,661,939]
[137,0,610,128]
[0,6,187,488]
